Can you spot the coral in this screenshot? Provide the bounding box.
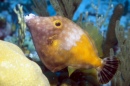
[103,4,124,57]
[0,17,12,40]
[31,0,49,16]
[111,21,130,86]
[50,0,81,19]
[90,0,113,29]
[14,4,38,60]
[14,4,26,49]
[0,40,50,86]
[0,17,6,28]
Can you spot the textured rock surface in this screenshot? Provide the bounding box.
[0,40,50,86]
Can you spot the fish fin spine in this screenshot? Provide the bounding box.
[97,57,119,84]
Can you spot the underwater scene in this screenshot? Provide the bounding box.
[0,0,130,86]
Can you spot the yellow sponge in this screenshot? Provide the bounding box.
[0,40,50,86]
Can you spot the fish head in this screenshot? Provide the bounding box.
[25,14,77,72]
[25,14,71,47]
[25,14,84,50]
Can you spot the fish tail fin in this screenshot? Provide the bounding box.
[97,57,119,84]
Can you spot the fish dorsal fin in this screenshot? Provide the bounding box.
[84,29,99,56]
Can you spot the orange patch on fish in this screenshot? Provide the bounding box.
[68,34,102,68]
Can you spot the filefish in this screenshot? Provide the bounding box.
[25,14,119,84]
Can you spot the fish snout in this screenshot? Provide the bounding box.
[25,14,53,32]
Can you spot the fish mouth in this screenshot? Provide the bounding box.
[24,13,51,29]
[24,13,45,31]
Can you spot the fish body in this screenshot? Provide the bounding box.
[25,14,119,84]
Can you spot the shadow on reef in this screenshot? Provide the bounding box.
[35,60,100,86]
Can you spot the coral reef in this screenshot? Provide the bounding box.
[0,0,129,86]
[31,0,81,19]
[0,40,50,86]
[103,4,124,57]
[50,0,81,19]
[0,17,12,40]
[111,21,130,86]
[0,17,6,28]
[69,69,100,86]
[31,0,49,16]
[14,4,26,49]
[90,0,113,29]
[13,4,38,60]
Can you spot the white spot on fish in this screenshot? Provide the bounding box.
[60,24,84,50]
[24,13,36,22]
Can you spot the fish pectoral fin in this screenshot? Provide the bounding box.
[97,57,119,84]
[68,66,77,76]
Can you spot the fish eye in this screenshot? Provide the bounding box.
[53,20,62,29]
